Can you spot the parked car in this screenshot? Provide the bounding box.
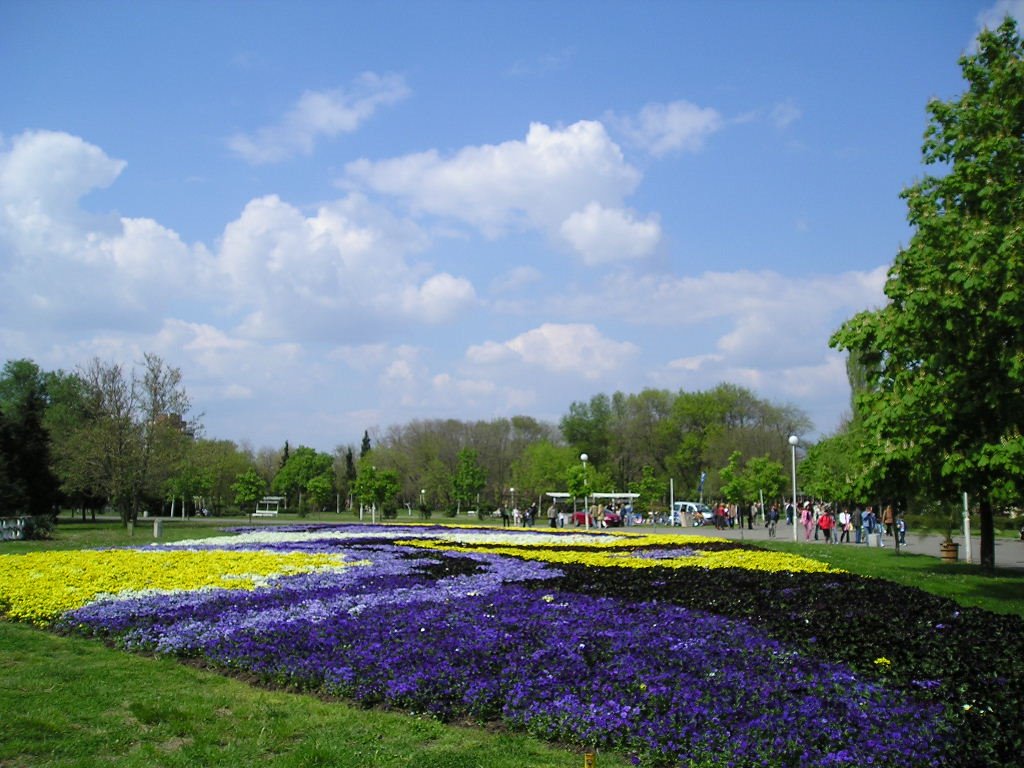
[671,501,714,526]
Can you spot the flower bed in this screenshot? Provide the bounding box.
[1,524,1021,766]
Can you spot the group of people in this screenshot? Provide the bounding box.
[498,502,539,528]
[789,501,906,545]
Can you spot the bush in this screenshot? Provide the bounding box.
[23,514,55,540]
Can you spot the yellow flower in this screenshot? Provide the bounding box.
[874,657,892,668]
[0,549,363,626]
[399,536,838,574]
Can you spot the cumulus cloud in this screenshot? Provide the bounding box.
[0,129,476,354]
[228,72,410,164]
[0,130,124,221]
[0,130,206,325]
[608,100,723,157]
[215,192,474,340]
[343,120,641,237]
[467,323,639,378]
[559,202,661,265]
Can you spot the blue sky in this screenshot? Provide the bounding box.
[2,0,1020,453]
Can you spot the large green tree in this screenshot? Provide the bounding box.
[272,446,334,509]
[831,18,1024,569]
[231,468,266,514]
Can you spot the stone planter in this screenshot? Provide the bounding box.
[939,539,959,563]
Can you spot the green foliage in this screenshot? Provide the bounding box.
[830,18,1024,568]
[800,429,861,502]
[718,451,785,505]
[352,458,400,513]
[718,451,749,504]
[510,441,577,499]
[272,446,334,503]
[305,474,334,512]
[744,455,785,502]
[559,394,612,467]
[231,468,266,513]
[452,448,486,510]
[629,465,665,514]
[0,359,60,522]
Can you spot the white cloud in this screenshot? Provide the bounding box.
[977,1,1023,34]
[400,273,478,322]
[343,120,641,237]
[215,193,473,340]
[0,130,206,324]
[770,99,802,129]
[609,100,723,157]
[0,129,476,351]
[467,323,639,378]
[559,202,661,265]
[228,72,410,164]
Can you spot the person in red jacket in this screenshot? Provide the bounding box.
[818,508,835,544]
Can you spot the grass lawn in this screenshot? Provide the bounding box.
[0,620,620,768]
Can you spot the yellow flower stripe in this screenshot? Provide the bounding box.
[399,539,838,574]
[0,549,361,626]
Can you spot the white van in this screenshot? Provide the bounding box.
[671,501,714,526]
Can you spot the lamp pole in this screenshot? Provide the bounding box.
[580,453,589,530]
[789,435,799,543]
[510,487,516,510]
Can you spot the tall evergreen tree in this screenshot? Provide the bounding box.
[0,360,60,522]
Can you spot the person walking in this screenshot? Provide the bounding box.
[767,503,779,538]
[862,506,875,545]
[801,502,815,541]
[882,504,895,538]
[852,505,863,544]
[547,502,558,528]
[819,508,835,544]
[838,507,851,543]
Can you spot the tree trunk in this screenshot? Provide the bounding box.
[979,494,995,570]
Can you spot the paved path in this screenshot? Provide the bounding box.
[644,519,1024,570]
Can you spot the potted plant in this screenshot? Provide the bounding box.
[939,506,959,563]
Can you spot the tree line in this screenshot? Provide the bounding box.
[0,355,810,529]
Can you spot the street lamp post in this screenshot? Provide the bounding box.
[419,489,425,518]
[510,487,516,511]
[580,453,589,530]
[789,435,799,543]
